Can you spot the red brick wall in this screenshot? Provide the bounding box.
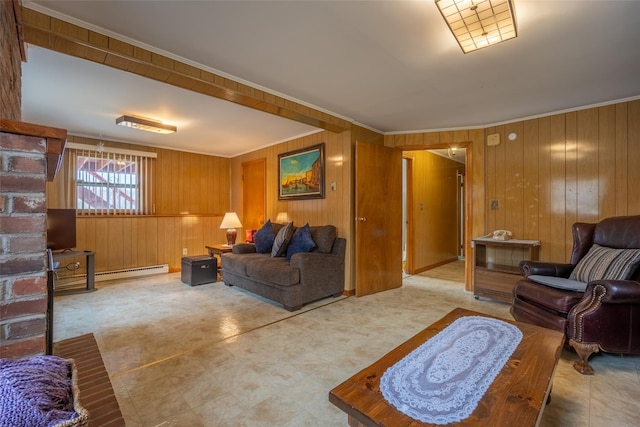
[0,132,48,358]
[0,0,22,120]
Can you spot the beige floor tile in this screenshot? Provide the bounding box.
[192,391,250,426]
[53,262,640,426]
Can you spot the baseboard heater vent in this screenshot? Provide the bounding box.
[56,264,169,286]
[94,264,169,282]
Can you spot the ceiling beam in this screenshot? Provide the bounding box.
[20,7,351,134]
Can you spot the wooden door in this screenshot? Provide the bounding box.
[242,159,266,233]
[355,142,403,296]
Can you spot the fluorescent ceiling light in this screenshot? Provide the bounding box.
[435,0,518,54]
[115,115,177,134]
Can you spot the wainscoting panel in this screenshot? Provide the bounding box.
[76,215,225,273]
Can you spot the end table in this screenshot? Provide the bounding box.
[205,244,233,279]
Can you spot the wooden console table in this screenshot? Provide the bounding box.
[472,237,540,303]
[329,308,564,427]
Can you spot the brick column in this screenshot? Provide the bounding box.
[1,120,66,359]
[2,3,66,358]
[0,132,48,357]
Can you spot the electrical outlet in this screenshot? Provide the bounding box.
[182,248,188,256]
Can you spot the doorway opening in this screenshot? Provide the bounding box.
[402,147,466,279]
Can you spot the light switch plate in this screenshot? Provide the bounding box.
[487,134,500,146]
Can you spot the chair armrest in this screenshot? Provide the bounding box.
[290,252,345,287]
[519,260,574,278]
[585,280,640,303]
[232,243,257,254]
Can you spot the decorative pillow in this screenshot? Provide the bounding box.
[569,244,640,283]
[253,220,275,253]
[286,223,316,261]
[309,225,336,254]
[271,221,295,257]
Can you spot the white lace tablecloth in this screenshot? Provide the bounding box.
[380,316,522,425]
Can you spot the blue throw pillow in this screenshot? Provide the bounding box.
[286,223,316,261]
[253,220,275,253]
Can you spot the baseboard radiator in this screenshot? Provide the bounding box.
[56,264,169,286]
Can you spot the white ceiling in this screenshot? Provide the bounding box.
[21,1,640,158]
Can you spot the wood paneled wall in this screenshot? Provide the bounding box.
[46,135,231,272]
[230,130,354,288]
[405,150,463,272]
[73,215,223,272]
[154,147,230,215]
[484,100,640,262]
[45,101,640,287]
[388,100,640,290]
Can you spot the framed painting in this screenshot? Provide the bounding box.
[278,143,325,200]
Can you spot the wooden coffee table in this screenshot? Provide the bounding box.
[329,307,564,427]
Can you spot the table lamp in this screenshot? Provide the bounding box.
[220,212,242,246]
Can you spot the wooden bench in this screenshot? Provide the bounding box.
[54,334,125,427]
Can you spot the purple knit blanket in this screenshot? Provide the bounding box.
[0,355,82,427]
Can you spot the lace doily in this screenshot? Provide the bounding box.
[380,316,522,425]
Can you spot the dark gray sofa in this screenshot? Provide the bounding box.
[221,224,345,311]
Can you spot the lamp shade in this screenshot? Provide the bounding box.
[220,212,242,229]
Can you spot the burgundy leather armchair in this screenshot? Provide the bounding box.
[510,215,640,374]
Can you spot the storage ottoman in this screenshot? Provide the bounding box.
[181,255,217,286]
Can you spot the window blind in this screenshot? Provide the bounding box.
[67,143,155,215]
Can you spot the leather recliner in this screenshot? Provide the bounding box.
[510,215,640,374]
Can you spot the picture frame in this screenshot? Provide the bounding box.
[278,143,325,200]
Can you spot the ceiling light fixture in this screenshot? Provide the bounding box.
[115,115,177,134]
[435,0,518,54]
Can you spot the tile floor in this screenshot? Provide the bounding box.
[53,261,640,426]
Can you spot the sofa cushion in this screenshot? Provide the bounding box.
[271,222,285,235]
[528,275,587,292]
[286,223,316,260]
[246,257,300,286]
[309,225,336,254]
[569,244,640,283]
[223,252,268,276]
[271,222,295,257]
[254,220,276,253]
[513,280,584,315]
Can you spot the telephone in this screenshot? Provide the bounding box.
[492,230,513,240]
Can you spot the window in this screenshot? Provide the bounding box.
[67,143,156,215]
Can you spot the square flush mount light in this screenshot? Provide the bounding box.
[435,0,518,53]
[116,115,177,134]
